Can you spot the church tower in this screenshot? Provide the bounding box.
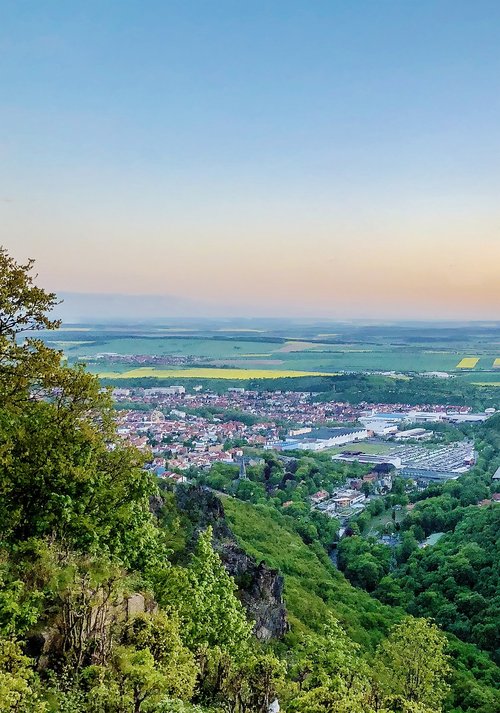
[238,455,248,480]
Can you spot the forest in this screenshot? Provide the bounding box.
[336,414,500,702]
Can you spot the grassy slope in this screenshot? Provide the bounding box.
[222,497,500,712]
[222,497,399,650]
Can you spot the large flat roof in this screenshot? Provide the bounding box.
[303,427,365,440]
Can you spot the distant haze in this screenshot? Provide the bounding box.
[56,292,207,323]
[55,289,499,322]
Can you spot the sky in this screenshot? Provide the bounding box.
[1,1,500,320]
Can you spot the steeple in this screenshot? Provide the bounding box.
[238,455,248,480]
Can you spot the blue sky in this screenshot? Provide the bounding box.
[1,1,499,318]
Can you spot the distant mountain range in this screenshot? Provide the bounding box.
[55,292,217,322]
[54,292,500,325]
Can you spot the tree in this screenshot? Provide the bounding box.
[160,527,252,655]
[0,247,60,407]
[375,576,407,607]
[374,617,450,712]
[105,646,174,713]
[239,653,286,713]
[361,481,373,497]
[396,532,419,565]
[392,477,406,496]
[121,612,197,700]
[0,249,163,571]
[0,638,46,713]
[288,617,373,713]
[337,536,390,591]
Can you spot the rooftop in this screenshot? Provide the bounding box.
[302,427,366,440]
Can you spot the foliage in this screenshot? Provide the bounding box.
[0,638,46,713]
[373,617,450,711]
[337,535,391,592]
[379,507,500,662]
[223,496,500,713]
[371,416,500,665]
[200,451,364,553]
[222,497,398,649]
[158,528,252,655]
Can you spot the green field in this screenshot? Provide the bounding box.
[37,321,500,379]
[326,442,393,456]
[49,336,280,358]
[92,346,500,379]
[459,372,500,386]
[365,506,406,538]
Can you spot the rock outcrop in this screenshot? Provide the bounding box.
[219,539,288,641]
[174,485,289,641]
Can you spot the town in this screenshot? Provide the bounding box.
[112,384,492,495]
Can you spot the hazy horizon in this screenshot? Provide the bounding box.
[54,291,500,324]
[2,2,500,319]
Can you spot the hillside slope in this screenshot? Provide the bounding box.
[222,496,500,713]
[222,497,397,649]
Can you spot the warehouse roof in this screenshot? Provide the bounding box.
[302,427,366,440]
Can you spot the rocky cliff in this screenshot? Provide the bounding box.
[174,485,289,641]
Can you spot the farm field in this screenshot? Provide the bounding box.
[456,357,480,369]
[48,336,280,358]
[35,321,500,378]
[91,347,497,375]
[98,367,339,380]
[459,371,500,385]
[269,349,463,372]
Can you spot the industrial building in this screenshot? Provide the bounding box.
[393,428,432,441]
[333,441,476,482]
[267,426,369,452]
[332,452,402,468]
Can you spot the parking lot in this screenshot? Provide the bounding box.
[390,441,475,476]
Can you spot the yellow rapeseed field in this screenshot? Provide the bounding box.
[99,367,338,380]
[493,358,500,368]
[456,357,479,369]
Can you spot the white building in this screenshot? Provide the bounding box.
[144,385,186,396]
[288,427,312,437]
[393,428,431,441]
[267,427,369,452]
[113,388,131,397]
[294,427,369,451]
[360,419,399,436]
[407,411,444,423]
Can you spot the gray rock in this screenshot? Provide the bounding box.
[126,593,145,618]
